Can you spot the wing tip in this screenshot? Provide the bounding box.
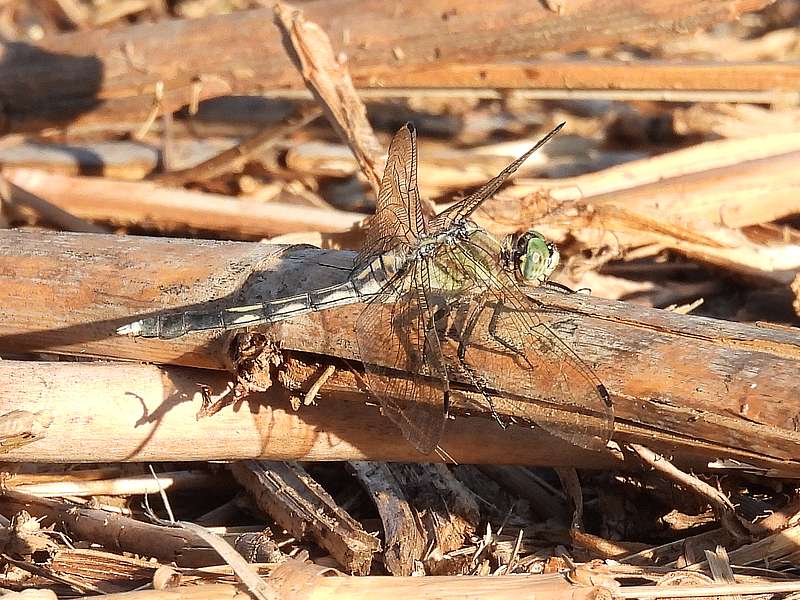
[388,122,417,150]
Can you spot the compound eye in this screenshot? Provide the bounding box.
[516,231,534,254]
[518,231,554,283]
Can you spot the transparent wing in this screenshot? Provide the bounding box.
[355,123,427,271]
[429,122,564,232]
[439,239,613,450]
[355,262,449,454]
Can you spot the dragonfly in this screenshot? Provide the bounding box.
[118,122,613,453]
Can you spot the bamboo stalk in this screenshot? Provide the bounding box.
[2,231,800,471]
[90,575,594,600]
[0,359,618,467]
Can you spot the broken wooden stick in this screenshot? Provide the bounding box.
[231,460,380,575]
[0,490,223,567]
[0,173,108,234]
[3,167,362,240]
[151,104,322,186]
[1,0,772,133]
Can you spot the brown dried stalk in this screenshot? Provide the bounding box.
[274,1,384,196]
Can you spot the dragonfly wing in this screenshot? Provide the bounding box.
[443,240,613,451]
[355,263,449,454]
[356,123,426,270]
[430,123,564,231]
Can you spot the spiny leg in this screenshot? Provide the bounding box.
[448,302,508,429]
[509,292,578,335]
[420,299,451,415]
[541,280,577,294]
[484,301,574,408]
[485,302,536,370]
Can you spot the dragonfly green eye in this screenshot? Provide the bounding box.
[505,230,560,285]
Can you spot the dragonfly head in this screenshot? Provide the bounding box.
[503,230,560,285]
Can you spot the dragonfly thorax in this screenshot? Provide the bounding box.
[409,220,475,259]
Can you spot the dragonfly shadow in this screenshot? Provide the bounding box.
[0,244,357,367]
[1,42,103,135]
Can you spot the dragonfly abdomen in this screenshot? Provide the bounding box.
[268,249,405,316]
[117,251,404,339]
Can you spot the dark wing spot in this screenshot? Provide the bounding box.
[597,383,612,407]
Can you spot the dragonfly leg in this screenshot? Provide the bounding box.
[540,280,596,295]
[508,294,583,345]
[483,304,579,401]
[484,303,554,384]
[486,305,523,356]
[540,280,577,294]
[387,297,451,416]
[430,305,453,414]
[449,303,508,429]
